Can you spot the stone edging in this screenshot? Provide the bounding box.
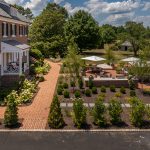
[0,129,150,132]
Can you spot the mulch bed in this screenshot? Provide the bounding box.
[46,108,150,130]
[59,88,150,104]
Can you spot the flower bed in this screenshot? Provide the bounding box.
[0,79,39,106]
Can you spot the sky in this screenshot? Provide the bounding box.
[5,0,150,27]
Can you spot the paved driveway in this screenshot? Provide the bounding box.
[0,132,150,150]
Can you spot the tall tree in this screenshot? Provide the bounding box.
[29,3,68,58]
[124,21,145,56]
[13,4,33,19]
[64,10,100,51]
[99,24,116,44]
[139,45,150,61]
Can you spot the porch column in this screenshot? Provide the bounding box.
[19,52,23,75]
[1,52,3,76]
[4,53,7,70]
[27,50,29,69]
[14,52,17,62]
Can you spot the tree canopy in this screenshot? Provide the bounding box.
[29,3,68,58]
[64,10,100,51]
[124,21,146,56]
[13,4,33,19]
[28,2,150,58]
[99,24,116,44]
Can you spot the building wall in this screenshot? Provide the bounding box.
[0,19,30,84]
[0,20,28,44]
[0,19,29,55]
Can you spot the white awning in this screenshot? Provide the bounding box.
[121,57,140,63]
[97,64,113,69]
[82,56,106,62]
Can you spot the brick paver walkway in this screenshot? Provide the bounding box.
[0,61,61,129]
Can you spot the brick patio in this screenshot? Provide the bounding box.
[0,60,61,129]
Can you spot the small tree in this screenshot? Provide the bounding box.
[64,41,83,78]
[4,91,19,127]
[108,98,123,125]
[105,48,116,65]
[73,99,86,128]
[93,97,106,127]
[129,97,146,127]
[88,78,94,89]
[48,96,65,129]
[78,77,83,89]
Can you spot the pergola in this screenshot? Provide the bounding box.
[0,40,30,75]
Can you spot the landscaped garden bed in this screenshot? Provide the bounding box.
[47,95,150,130]
[46,74,150,130]
[0,60,51,107]
[56,75,150,104]
[58,107,150,130]
[0,79,39,106]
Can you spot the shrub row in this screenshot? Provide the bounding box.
[48,96,150,129]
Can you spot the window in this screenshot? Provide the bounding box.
[25,26,28,35]
[22,26,24,35]
[19,25,23,36]
[2,23,4,36]
[10,24,13,36]
[15,24,17,35]
[6,23,8,36]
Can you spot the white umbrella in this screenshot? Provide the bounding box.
[82,56,106,62]
[121,57,140,63]
[97,64,113,69]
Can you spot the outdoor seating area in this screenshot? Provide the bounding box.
[82,56,135,87]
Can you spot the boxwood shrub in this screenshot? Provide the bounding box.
[74,91,81,98]
[130,90,136,97]
[63,83,69,89]
[92,87,98,94]
[120,86,126,94]
[70,81,76,87]
[57,87,63,95]
[101,86,106,93]
[110,85,116,92]
[85,89,91,97]
[64,90,70,98]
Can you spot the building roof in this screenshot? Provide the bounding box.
[3,40,30,50]
[0,0,30,23]
[121,41,132,47]
[0,7,11,18]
